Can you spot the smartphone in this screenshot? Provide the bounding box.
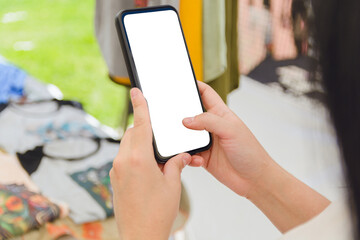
[115,6,212,163]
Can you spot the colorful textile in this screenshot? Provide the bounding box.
[16,139,118,223]
[0,100,117,223]
[70,162,113,217]
[0,100,101,156]
[13,217,119,240]
[0,184,61,240]
[12,185,190,240]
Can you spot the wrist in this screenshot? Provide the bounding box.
[245,158,281,201]
[119,224,171,240]
[121,233,169,240]
[245,158,330,233]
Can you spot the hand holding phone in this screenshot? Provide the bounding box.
[110,87,192,240]
[115,6,212,163]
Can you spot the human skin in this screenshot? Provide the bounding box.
[110,82,330,239]
[183,81,331,233]
[109,88,192,240]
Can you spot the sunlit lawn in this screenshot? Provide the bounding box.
[0,0,127,128]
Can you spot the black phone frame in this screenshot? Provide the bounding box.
[115,5,212,163]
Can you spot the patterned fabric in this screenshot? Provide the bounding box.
[0,184,61,240]
[13,217,119,240]
[11,184,190,240]
[70,162,113,217]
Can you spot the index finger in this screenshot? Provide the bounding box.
[196,81,228,116]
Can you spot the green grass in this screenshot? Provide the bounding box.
[0,0,127,128]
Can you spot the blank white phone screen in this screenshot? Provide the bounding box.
[124,9,210,158]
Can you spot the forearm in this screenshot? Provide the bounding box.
[246,159,331,233]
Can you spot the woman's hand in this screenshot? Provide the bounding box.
[183,81,273,197]
[110,88,192,240]
[183,81,330,233]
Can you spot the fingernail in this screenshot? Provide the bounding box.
[130,88,139,99]
[182,154,191,166]
[183,117,194,124]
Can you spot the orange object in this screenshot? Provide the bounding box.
[5,196,23,212]
[46,223,75,239]
[109,74,131,86]
[82,222,103,240]
[179,0,203,81]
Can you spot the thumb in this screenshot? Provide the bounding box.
[163,153,191,181]
[183,112,231,137]
[130,88,151,129]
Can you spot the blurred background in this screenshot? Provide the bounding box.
[0,0,316,128]
[0,1,344,240]
[0,0,127,128]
